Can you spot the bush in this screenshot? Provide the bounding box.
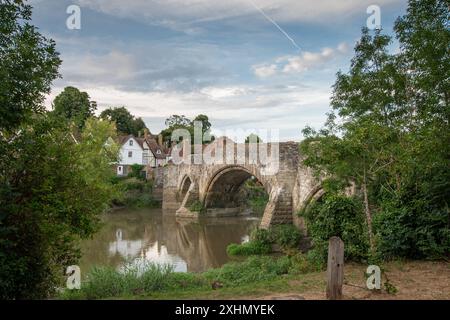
[189,200,204,213]
[128,164,146,180]
[226,225,303,256]
[300,194,370,264]
[269,225,302,249]
[374,197,450,260]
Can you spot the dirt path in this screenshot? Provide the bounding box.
[254,261,450,300]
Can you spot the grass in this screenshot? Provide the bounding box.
[60,259,450,300]
[60,254,321,300]
[227,225,303,256]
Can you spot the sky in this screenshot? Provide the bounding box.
[30,0,408,141]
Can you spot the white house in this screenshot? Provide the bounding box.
[115,133,168,177]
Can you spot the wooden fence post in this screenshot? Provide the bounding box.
[326,236,344,300]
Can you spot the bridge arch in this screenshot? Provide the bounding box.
[202,165,268,212]
[178,174,193,201]
[298,184,325,214]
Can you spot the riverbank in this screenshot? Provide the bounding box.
[61,258,449,300]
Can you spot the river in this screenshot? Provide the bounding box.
[79,208,260,275]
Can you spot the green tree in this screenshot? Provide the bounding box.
[52,86,96,129]
[0,0,61,131]
[245,134,262,143]
[0,2,122,299]
[300,0,450,259]
[0,117,120,299]
[100,106,147,136]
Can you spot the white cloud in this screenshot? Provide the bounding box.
[45,83,332,141]
[253,42,349,77]
[75,0,403,30]
[252,64,278,78]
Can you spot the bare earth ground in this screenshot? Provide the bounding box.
[257,261,450,300]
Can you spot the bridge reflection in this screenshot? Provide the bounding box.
[79,208,260,274]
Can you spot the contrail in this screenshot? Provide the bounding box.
[248,0,302,52]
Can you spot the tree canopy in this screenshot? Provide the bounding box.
[0,0,61,131]
[52,86,96,129]
[100,106,147,136]
[300,0,450,260]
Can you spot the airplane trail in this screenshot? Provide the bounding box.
[248,0,302,52]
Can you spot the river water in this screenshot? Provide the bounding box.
[79,208,260,274]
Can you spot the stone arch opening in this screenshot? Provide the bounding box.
[203,166,269,216]
[178,175,192,202]
[300,185,325,215]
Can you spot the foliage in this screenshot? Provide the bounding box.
[245,134,263,143]
[0,0,61,131]
[128,164,145,180]
[241,179,268,216]
[112,178,159,208]
[300,194,370,263]
[73,262,174,299]
[226,242,271,256]
[100,106,147,136]
[161,114,214,147]
[300,0,450,260]
[227,225,302,256]
[189,200,204,213]
[52,86,96,129]
[0,117,120,299]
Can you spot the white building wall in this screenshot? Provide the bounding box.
[119,137,144,165]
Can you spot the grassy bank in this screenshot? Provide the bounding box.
[60,259,450,300]
[60,254,321,300]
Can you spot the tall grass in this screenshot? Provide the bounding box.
[60,254,320,299]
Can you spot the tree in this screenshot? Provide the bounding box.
[100,106,147,136]
[0,0,61,131]
[0,2,121,299]
[165,114,191,128]
[193,114,211,132]
[245,134,262,143]
[0,116,120,299]
[300,0,450,259]
[52,86,96,129]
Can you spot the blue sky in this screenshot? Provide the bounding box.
[31,0,408,141]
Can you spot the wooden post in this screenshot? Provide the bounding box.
[326,236,344,300]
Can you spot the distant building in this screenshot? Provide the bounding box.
[114,130,168,177]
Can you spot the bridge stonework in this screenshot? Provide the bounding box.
[162,138,321,229]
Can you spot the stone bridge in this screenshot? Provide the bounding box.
[162,137,323,229]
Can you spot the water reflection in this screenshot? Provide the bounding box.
[80,208,260,274]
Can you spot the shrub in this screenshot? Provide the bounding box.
[300,194,370,264]
[128,164,146,180]
[189,200,204,213]
[374,197,450,260]
[269,225,302,249]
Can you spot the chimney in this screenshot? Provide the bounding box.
[144,128,149,140]
[158,134,163,147]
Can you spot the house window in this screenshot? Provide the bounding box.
[117,166,123,175]
[128,151,132,158]
[129,140,133,146]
